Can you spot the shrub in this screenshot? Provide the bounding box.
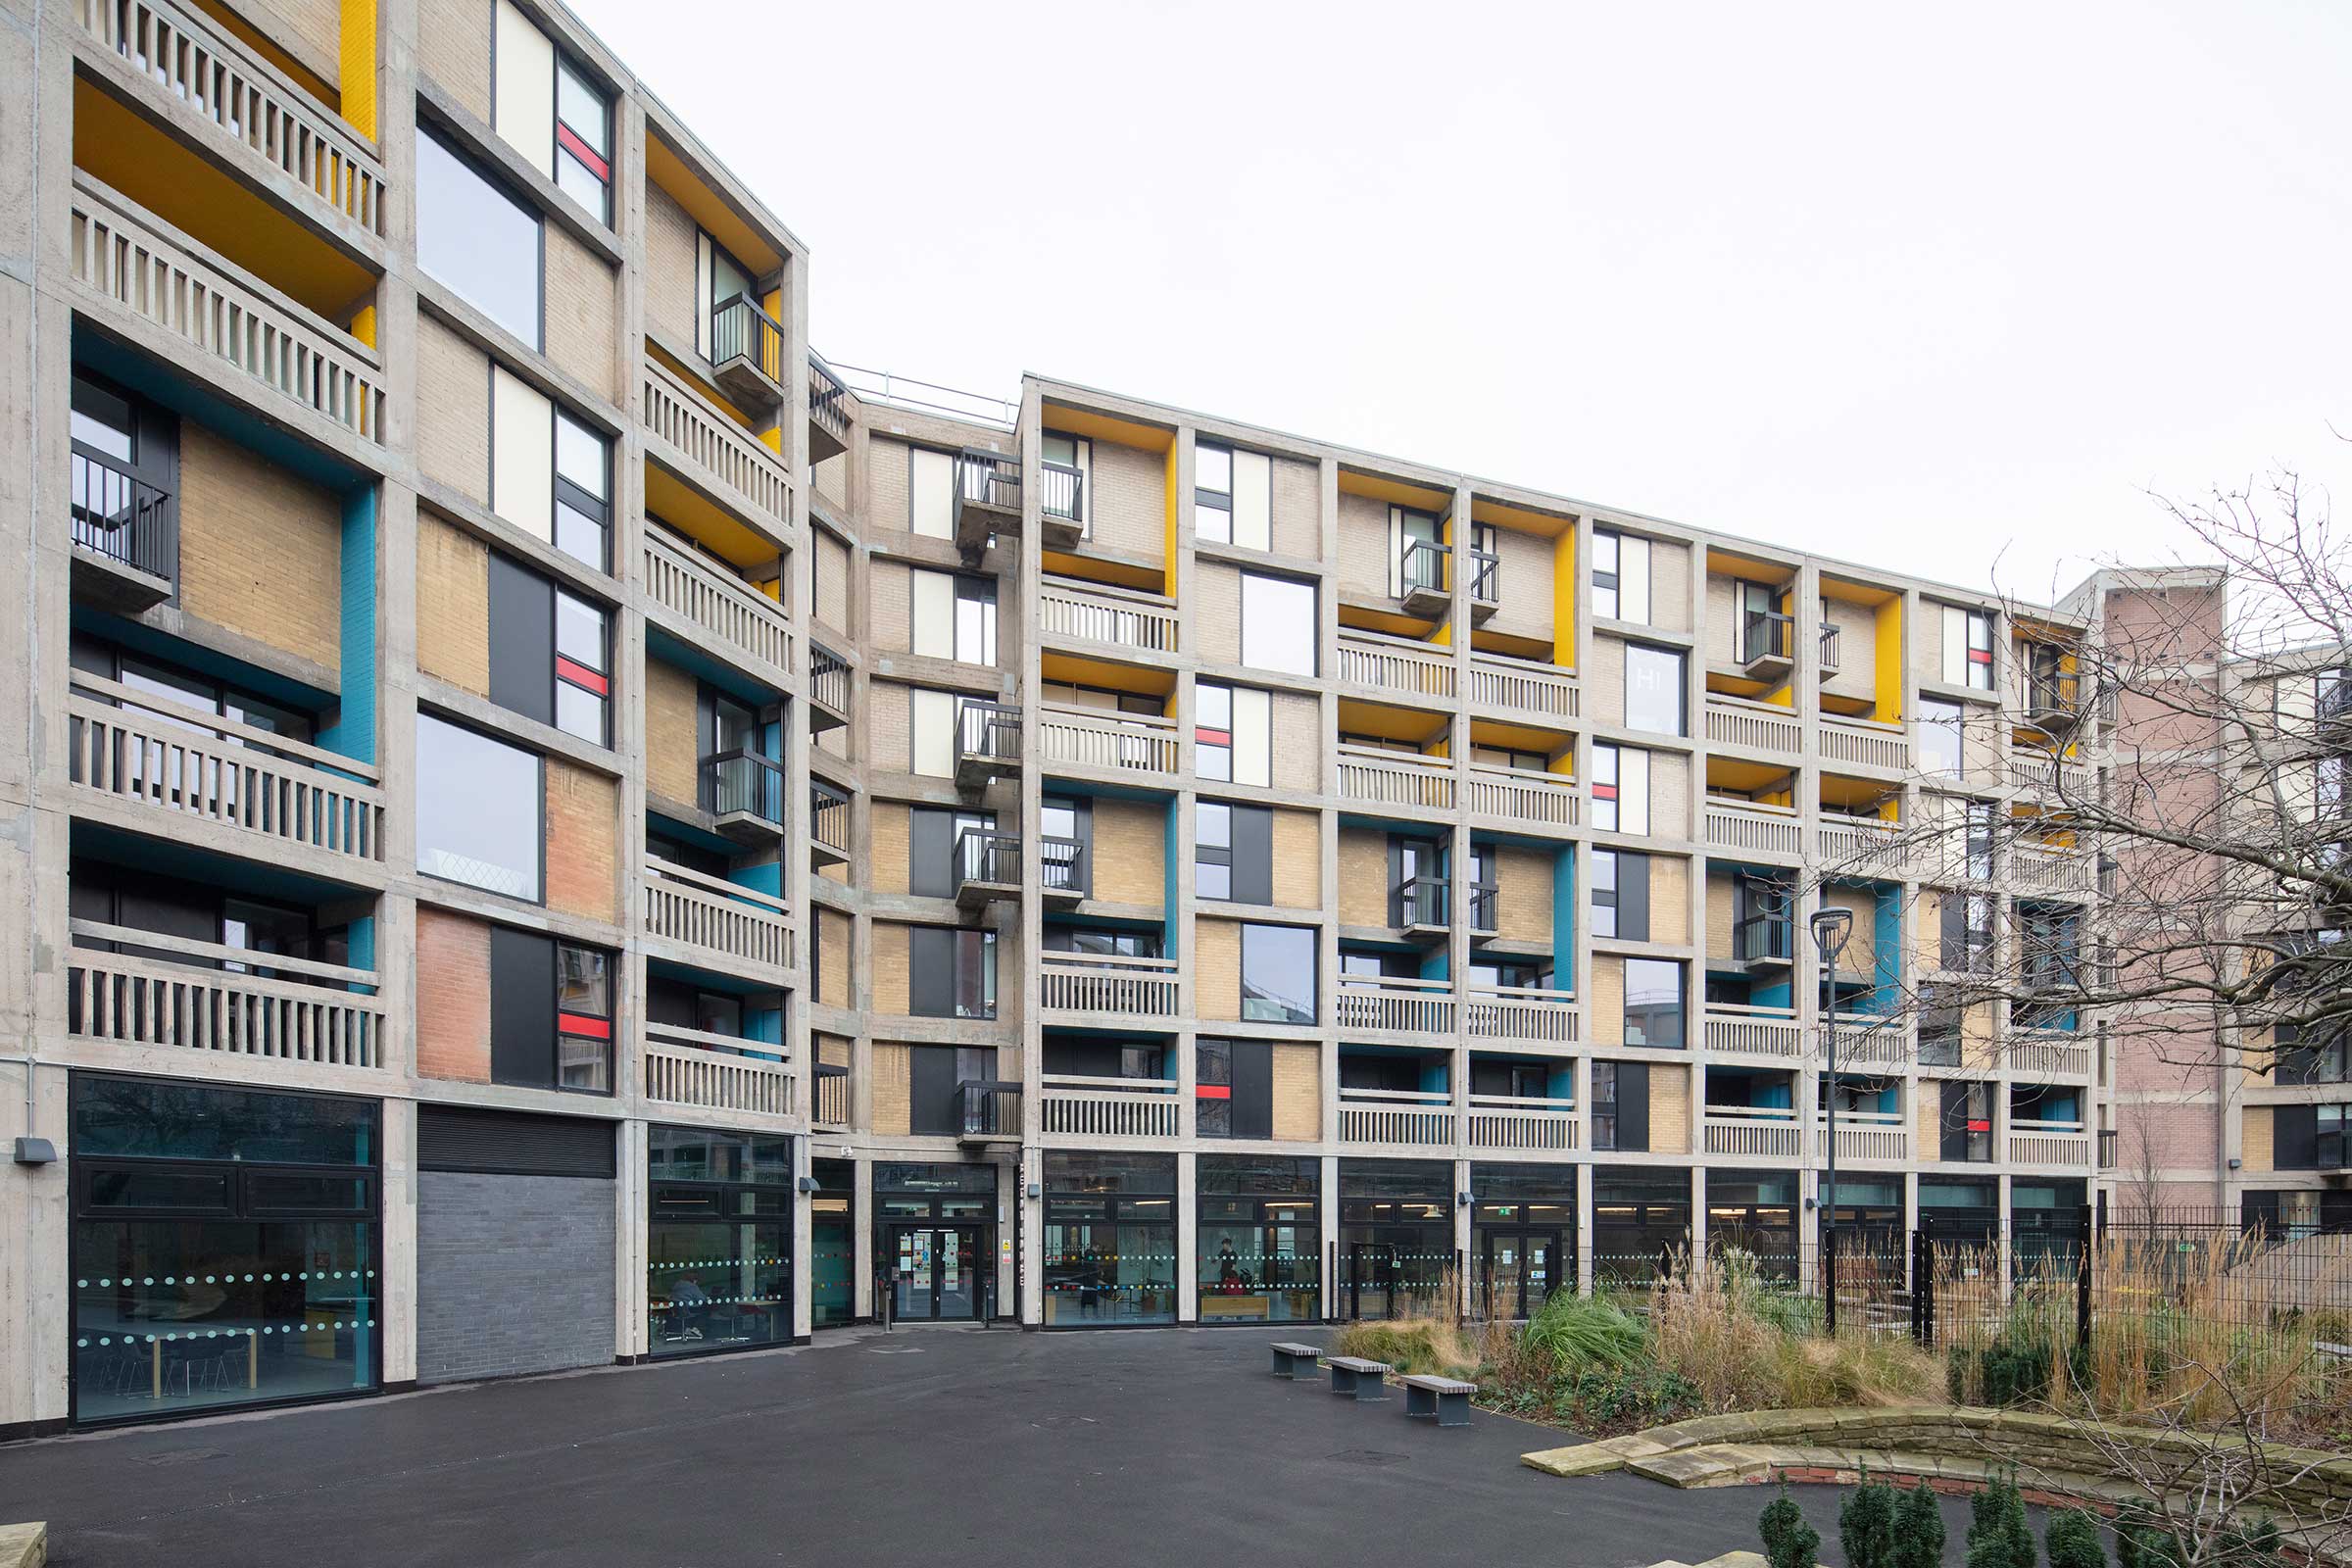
[1967,1472,2035,1568]
[2045,1509,2105,1568]
[2114,1521,2179,1568]
[1522,1290,1648,1371]
[1760,1484,1821,1568]
[1838,1473,1898,1568]
[1550,1364,1699,1428]
[1890,1480,1946,1568]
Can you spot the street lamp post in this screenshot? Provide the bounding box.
[1809,906,1854,1335]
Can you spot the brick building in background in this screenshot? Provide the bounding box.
[0,0,2312,1438]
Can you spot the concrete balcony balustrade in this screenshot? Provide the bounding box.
[642,1022,794,1120]
[642,524,794,693]
[1039,952,1181,1020]
[640,856,791,981]
[1039,1075,1182,1139]
[66,920,384,1069]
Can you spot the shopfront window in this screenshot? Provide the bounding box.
[1338,1159,1452,1321]
[1043,1153,1176,1326]
[1706,1172,1797,1281]
[647,1125,793,1357]
[1197,1155,1319,1323]
[70,1075,379,1426]
[1592,1168,1690,1285]
[810,1157,856,1329]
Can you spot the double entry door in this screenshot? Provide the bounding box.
[1478,1228,1563,1321]
[890,1224,986,1321]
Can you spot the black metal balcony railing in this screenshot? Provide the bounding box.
[71,449,176,582]
[956,1080,1021,1139]
[1467,549,1499,605]
[1394,875,1448,928]
[808,644,850,714]
[1819,621,1841,670]
[1740,608,1794,666]
[1399,538,1447,598]
[1735,911,1794,963]
[1039,460,1085,524]
[1039,834,1086,896]
[956,449,1021,513]
[808,353,851,443]
[701,749,783,824]
[2028,669,2083,726]
[809,780,850,854]
[2320,674,2352,731]
[2097,1128,2119,1170]
[956,827,1022,889]
[1467,882,1497,933]
[956,700,1022,764]
[709,294,785,386]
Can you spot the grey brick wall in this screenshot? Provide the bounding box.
[416,1172,616,1387]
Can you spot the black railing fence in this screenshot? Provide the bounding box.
[72,449,176,582]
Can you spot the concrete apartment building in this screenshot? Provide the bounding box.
[7,0,2297,1439]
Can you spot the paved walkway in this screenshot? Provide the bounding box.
[0,1327,2005,1566]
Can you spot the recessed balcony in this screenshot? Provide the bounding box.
[1039,952,1181,1020]
[1464,986,1579,1044]
[1703,1105,1800,1158]
[640,856,791,982]
[1336,744,1454,813]
[1466,1093,1578,1153]
[1040,577,1178,653]
[642,524,794,692]
[2008,1120,2093,1169]
[1037,705,1180,781]
[1338,1087,1455,1149]
[1335,973,1456,1035]
[1815,1109,1908,1163]
[643,1022,794,1121]
[1466,763,1579,829]
[1040,1074,1181,1139]
[1702,1005,1803,1061]
[1467,656,1579,719]
[1703,694,1803,758]
[1703,797,1803,858]
[66,918,385,1069]
[642,353,794,548]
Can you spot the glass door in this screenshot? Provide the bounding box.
[1479,1229,1562,1320]
[891,1226,985,1321]
[1348,1242,1396,1320]
[892,1226,937,1321]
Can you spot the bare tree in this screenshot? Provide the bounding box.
[1808,463,2352,1094]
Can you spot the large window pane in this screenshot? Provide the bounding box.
[416,129,542,347]
[1624,645,1687,737]
[1241,923,1317,1024]
[416,713,542,901]
[1241,573,1316,677]
[1624,957,1685,1048]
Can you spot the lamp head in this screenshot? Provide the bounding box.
[1809,906,1855,963]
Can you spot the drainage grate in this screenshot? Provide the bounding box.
[1327,1448,1408,1466]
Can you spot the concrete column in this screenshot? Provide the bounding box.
[852,1155,874,1321]
[1176,1150,1198,1323]
[1319,1152,1341,1320]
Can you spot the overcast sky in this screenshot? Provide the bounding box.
[574,0,2352,602]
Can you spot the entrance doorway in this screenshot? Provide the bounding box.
[888,1225,986,1321]
[1477,1228,1562,1321]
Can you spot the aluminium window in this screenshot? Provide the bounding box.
[1240,572,1316,677]
[1593,850,1651,942]
[490,366,610,571]
[486,553,610,744]
[908,927,997,1020]
[1196,802,1271,905]
[1623,957,1685,1048]
[1241,923,1317,1025]
[1593,529,1651,624]
[1195,441,1272,551]
[490,0,613,223]
[1938,1081,1994,1163]
[416,127,542,348]
[1920,698,1966,778]
[1045,927,1162,959]
[1197,801,1232,901]
[1940,606,1996,691]
[484,924,612,1093]
[1195,680,1270,787]
[909,570,998,665]
[416,712,542,901]
[1590,1061,1649,1152]
[1938,891,1992,973]
[1592,743,1649,835]
[1624,644,1688,737]
[1194,1040,1273,1141]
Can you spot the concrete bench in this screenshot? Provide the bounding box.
[1268,1341,1323,1380]
[1325,1354,1393,1401]
[1399,1373,1477,1428]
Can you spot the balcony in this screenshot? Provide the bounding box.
[67,672,384,870]
[1040,952,1181,1019]
[1816,1110,1908,1163]
[2011,752,2093,802]
[811,1063,851,1132]
[642,525,793,691]
[70,448,176,611]
[1467,1094,1579,1153]
[75,0,385,238]
[1465,986,1580,1043]
[809,780,851,869]
[1467,764,1580,828]
[1703,1006,1804,1061]
[1337,744,1454,812]
[66,919,384,1068]
[2009,1121,2093,1168]
[1466,881,1497,937]
[953,448,1020,554]
[1038,460,1087,550]
[1040,1074,1182,1139]
[708,294,787,409]
[953,827,1021,909]
[808,353,850,462]
[69,176,384,444]
[700,749,784,844]
[1819,621,1842,674]
[1395,876,1449,944]
[954,700,1022,792]
[1738,608,1795,684]
[1733,911,1794,968]
[641,856,791,980]
[643,1022,793,1120]
[955,1081,1022,1147]
[2008,1029,2093,1079]
[808,644,850,731]
[2097,1127,2119,1170]
[1830,1022,1912,1072]
[1040,577,1178,653]
[642,354,793,546]
[1820,715,1908,773]
[2023,670,2085,736]
[1704,695,1802,758]
[1339,1087,1454,1148]
[1336,974,1456,1035]
[1397,539,1450,618]
[1703,798,1802,858]
[1039,835,1086,906]
[1338,630,1455,702]
[2011,845,2094,896]
[1468,656,1579,719]
[1467,547,1500,622]
[1037,705,1180,779]
[1703,1107,1800,1158]
[1817,813,1904,872]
